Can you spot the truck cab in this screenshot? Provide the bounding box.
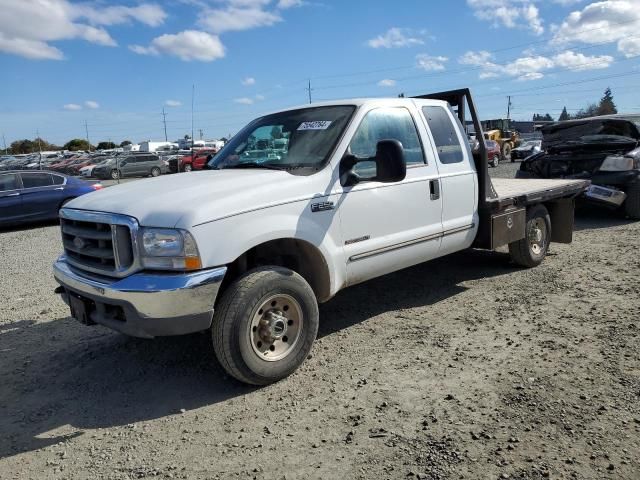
[53,89,588,385]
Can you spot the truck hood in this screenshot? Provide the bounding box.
[66,169,321,228]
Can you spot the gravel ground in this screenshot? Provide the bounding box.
[1,162,639,479]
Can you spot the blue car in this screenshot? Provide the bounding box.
[0,170,102,226]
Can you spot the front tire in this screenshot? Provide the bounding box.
[623,183,640,219]
[501,143,512,161]
[211,267,319,385]
[509,204,551,268]
[150,167,161,177]
[110,169,120,180]
[183,164,192,172]
[491,156,499,168]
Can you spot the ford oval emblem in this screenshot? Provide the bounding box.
[73,236,86,249]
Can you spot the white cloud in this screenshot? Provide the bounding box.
[198,6,281,34]
[277,0,304,7]
[130,30,225,62]
[0,0,166,60]
[235,97,254,105]
[553,1,640,57]
[467,0,544,35]
[84,100,99,109]
[165,100,182,107]
[242,77,256,86]
[416,53,448,71]
[63,103,82,111]
[255,94,265,100]
[459,49,613,81]
[367,28,425,49]
[377,79,397,87]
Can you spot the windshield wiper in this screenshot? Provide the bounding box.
[221,162,287,171]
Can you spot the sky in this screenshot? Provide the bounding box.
[1,0,640,147]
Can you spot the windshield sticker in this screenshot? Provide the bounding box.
[297,121,332,131]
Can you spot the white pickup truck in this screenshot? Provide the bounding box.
[53,89,589,385]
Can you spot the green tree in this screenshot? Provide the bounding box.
[9,137,59,154]
[96,141,117,150]
[533,113,554,122]
[119,140,132,147]
[597,87,617,115]
[558,107,570,121]
[63,138,92,151]
[574,103,599,119]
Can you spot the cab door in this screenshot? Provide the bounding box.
[335,105,443,286]
[0,173,23,224]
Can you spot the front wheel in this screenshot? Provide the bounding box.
[110,169,120,180]
[183,164,192,172]
[508,204,551,268]
[211,267,319,385]
[491,156,499,168]
[150,167,161,177]
[501,143,512,161]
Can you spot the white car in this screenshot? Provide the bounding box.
[53,89,588,385]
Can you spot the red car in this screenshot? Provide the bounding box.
[485,140,501,168]
[171,148,218,173]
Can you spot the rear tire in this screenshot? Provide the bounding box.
[184,164,192,172]
[150,167,161,177]
[110,169,120,180]
[509,204,551,268]
[211,266,319,385]
[491,156,499,168]
[623,183,640,219]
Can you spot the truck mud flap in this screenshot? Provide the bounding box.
[546,198,575,244]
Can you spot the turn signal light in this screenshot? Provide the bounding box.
[184,256,202,270]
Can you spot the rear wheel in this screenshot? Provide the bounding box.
[623,183,640,219]
[150,167,161,177]
[509,204,551,268]
[211,266,319,385]
[183,164,192,172]
[110,169,120,180]
[490,155,499,168]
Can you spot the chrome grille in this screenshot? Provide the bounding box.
[59,209,139,278]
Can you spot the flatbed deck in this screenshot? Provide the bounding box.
[489,177,589,207]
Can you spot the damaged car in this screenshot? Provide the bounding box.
[517,115,640,219]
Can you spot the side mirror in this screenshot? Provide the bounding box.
[340,139,406,187]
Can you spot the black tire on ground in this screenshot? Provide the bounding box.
[623,183,640,219]
[184,164,192,172]
[491,156,499,168]
[110,169,120,180]
[501,142,512,161]
[150,167,161,177]
[211,266,319,385]
[509,204,551,268]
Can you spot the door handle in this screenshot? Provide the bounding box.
[429,179,440,200]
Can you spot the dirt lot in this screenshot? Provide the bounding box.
[1,163,639,479]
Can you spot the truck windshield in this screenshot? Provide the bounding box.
[209,105,356,172]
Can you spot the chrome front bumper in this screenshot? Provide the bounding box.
[53,256,227,338]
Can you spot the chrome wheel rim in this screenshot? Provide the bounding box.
[529,218,546,256]
[249,294,303,362]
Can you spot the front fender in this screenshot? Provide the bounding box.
[190,195,346,298]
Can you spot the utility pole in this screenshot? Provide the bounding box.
[199,129,204,140]
[506,96,512,122]
[84,120,91,152]
[191,84,195,153]
[36,129,42,169]
[2,134,7,155]
[162,107,168,142]
[306,79,313,104]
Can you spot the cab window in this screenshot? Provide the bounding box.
[350,107,425,176]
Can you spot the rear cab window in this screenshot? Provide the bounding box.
[422,106,464,164]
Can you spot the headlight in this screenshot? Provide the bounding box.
[139,228,202,271]
[599,155,637,172]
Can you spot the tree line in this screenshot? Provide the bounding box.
[532,87,618,123]
[5,139,132,155]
